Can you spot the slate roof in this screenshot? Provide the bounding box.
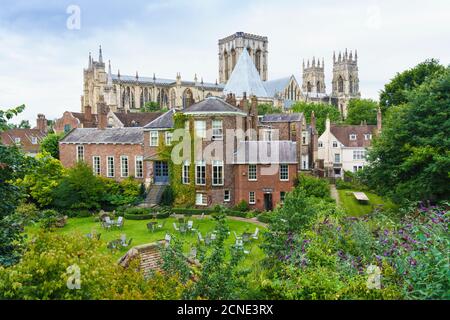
[60,128,143,144]
[234,140,298,164]
[144,109,176,129]
[223,50,268,98]
[0,129,47,154]
[71,112,98,128]
[330,124,377,148]
[114,112,163,127]
[260,113,303,123]
[182,97,247,115]
[112,74,224,90]
[263,76,292,98]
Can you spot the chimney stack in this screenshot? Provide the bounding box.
[377,106,382,134]
[84,105,92,122]
[36,114,48,133]
[97,100,109,130]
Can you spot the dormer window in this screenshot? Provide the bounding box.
[350,134,357,141]
[14,137,21,144]
[364,134,372,140]
[31,137,38,145]
[332,141,338,148]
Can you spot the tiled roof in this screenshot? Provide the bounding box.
[260,113,303,123]
[60,128,143,144]
[71,112,98,128]
[223,50,268,98]
[144,109,176,129]
[0,129,47,154]
[263,76,292,97]
[330,124,377,148]
[182,97,247,115]
[234,140,297,164]
[114,112,163,127]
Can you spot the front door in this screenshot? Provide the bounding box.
[154,161,169,184]
[264,193,273,211]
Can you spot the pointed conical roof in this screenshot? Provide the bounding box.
[223,49,268,97]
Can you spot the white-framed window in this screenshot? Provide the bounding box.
[364,134,372,140]
[135,156,144,178]
[280,191,286,203]
[212,120,223,140]
[92,156,101,176]
[302,131,308,144]
[350,134,357,141]
[120,156,129,177]
[182,160,190,184]
[107,156,115,178]
[249,191,256,205]
[31,137,38,145]
[196,193,207,206]
[334,153,341,163]
[150,131,159,146]
[248,164,257,181]
[212,160,224,186]
[76,145,84,162]
[353,150,367,160]
[263,129,273,141]
[353,165,363,172]
[224,190,231,202]
[318,141,323,148]
[333,141,338,148]
[280,164,289,181]
[165,131,173,146]
[14,137,21,144]
[195,160,206,185]
[301,155,309,170]
[195,120,206,139]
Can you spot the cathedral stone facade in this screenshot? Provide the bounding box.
[80,33,360,119]
[218,32,268,84]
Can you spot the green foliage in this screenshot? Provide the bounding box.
[297,174,333,201]
[257,212,274,224]
[291,102,341,134]
[141,101,161,112]
[345,98,379,125]
[14,202,40,225]
[161,236,192,283]
[52,162,104,211]
[257,103,282,115]
[15,152,65,208]
[0,105,25,132]
[362,67,450,203]
[39,209,63,230]
[234,200,250,212]
[39,133,64,159]
[160,185,175,206]
[0,232,184,299]
[380,59,446,110]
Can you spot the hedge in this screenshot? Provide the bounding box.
[257,212,274,224]
[172,208,214,215]
[124,213,154,220]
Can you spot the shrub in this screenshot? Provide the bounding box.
[335,179,355,190]
[123,207,155,220]
[234,200,249,212]
[160,186,175,207]
[39,209,62,230]
[257,212,274,224]
[14,202,40,224]
[226,210,248,218]
[172,208,213,216]
[297,174,333,201]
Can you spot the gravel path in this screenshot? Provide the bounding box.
[330,184,340,205]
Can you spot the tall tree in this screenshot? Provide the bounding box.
[379,59,445,110]
[345,98,379,125]
[291,102,341,135]
[40,132,64,159]
[362,67,450,203]
[257,103,282,115]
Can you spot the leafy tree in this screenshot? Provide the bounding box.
[15,152,65,208]
[40,132,65,159]
[141,101,161,112]
[379,59,445,110]
[0,105,28,266]
[0,232,184,299]
[345,98,379,125]
[257,103,282,115]
[296,174,333,201]
[362,67,450,203]
[291,102,341,134]
[52,162,105,211]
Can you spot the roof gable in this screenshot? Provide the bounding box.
[144,109,176,129]
[330,124,377,147]
[182,97,246,115]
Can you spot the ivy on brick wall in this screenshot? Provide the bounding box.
[157,113,196,207]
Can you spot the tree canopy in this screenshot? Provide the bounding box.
[362,66,450,203]
[345,98,379,125]
[379,59,446,110]
[291,102,341,135]
[257,103,282,115]
[40,132,65,159]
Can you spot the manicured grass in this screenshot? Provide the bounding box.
[337,189,397,217]
[26,216,266,267]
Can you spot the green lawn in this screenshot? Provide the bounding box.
[337,189,397,217]
[26,216,266,267]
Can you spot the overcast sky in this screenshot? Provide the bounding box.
[0,0,449,124]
